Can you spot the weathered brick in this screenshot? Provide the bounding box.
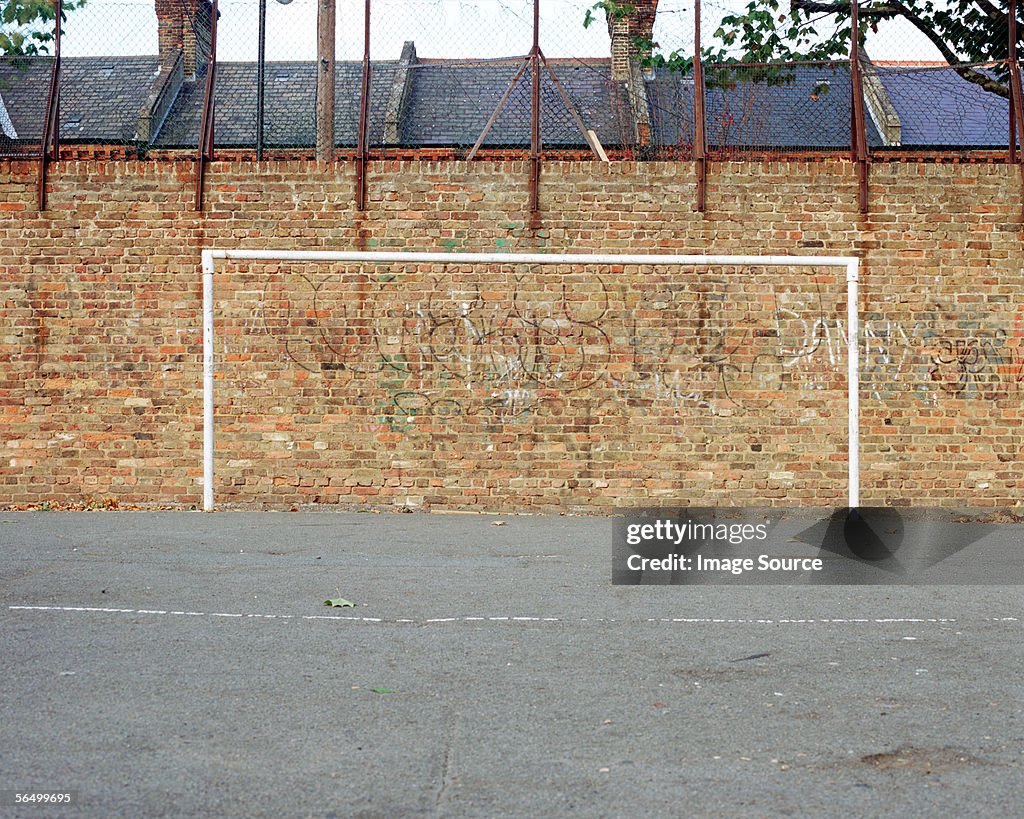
[0,157,1021,511]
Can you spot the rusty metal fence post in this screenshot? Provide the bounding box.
[356,0,371,210]
[529,0,541,214]
[850,0,869,214]
[694,0,707,213]
[256,0,266,161]
[1010,0,1024,166]
[38,0,62,211]
[195,0,219,211]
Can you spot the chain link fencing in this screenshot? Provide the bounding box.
[869,61,1012,149]
[0,0,1021,159]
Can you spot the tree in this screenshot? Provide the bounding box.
[587,0,1023,98]
[709,0,1021,98]
[1,0,83,56]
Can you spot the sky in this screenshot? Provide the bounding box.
[54,0,944,64]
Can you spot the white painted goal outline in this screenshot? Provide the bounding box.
[200,250,860,512]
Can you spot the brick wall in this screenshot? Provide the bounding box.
[1,158,1022,510]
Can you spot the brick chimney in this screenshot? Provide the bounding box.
[156,0,213,79]
[607,0,656,146]
[608,0,658,81]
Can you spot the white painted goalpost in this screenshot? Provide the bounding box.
[200,250,860,512]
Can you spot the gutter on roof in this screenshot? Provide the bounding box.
[861,56,901,147]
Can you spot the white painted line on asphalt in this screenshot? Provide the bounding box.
[303,614,372,622]
[11,606,136,613]
[7,605,1020,627]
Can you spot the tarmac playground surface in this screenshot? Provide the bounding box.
[1,510,1022,818]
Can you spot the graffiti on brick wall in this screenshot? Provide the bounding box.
[240,269,1024,421]
[929,334,1024,400]
[764,300,1024,403]
[624,275,848,415]
[255,272,613,421]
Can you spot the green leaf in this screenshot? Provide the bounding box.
[370,687,395,694]
[323,597,355,608]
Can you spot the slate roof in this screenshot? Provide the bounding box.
[155,61,399,148]
[645,62,883,150]
[0,58,51,147]
[400,60,631,148]
[874,63,1010,147]
[0,56,161,145]
[0,53,1014,152]
[157,58,630,148]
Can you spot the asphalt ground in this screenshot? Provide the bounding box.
[1,511,1022,818]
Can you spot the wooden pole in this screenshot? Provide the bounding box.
[316,0,335,163]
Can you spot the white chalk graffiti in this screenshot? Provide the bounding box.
[235,272,1024,420]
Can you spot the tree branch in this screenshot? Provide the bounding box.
[791,0,899,20]
[794,0,1007,25]
[881,0,1009,97]
[793,0,1009,98]
[971,0,1006,24]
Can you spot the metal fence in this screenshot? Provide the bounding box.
[3,0,1023,210]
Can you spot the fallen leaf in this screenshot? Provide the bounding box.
[370,687,395,694]
[324,597,355,608]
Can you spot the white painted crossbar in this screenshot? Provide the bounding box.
[200,250,860,512]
